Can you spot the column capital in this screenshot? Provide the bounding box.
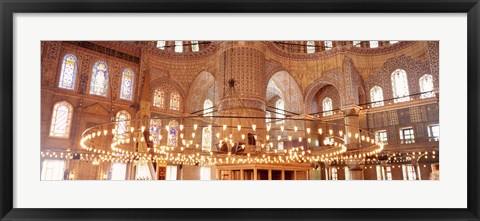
[341,105,363,116]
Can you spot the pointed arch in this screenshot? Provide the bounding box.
[49,101,73,138]
[89,61,109,96]
[170,92,181,111]
[391,69,410,103]
[115,110,131,140]
[266,71,303,114]
[58,54,78,90]
[186,71,215,113]
[419,74,435,99]
[120,69,134,100]
[370,86,384,107]
[153,88,165,108]
[322,97,333,116]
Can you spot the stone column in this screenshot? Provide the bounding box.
[342,106,362,147]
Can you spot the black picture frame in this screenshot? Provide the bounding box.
[1,0,479,220]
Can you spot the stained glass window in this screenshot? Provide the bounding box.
[275,99,285,124]
[353,41,361,47]
[202,127,212,152]
[115,111,131,140]
[191,41,199,52]
[170,92,180,111]
[369,41,379,48]
[391,69,410,103]
[58,54,77,90]
[419,74,435,99]
[322,97,333,116]
[167,120,179,146]
[119,69,134,100]
[149,119,162,147]
[306,41,315,53]
[324,41,333,50]
[175,41,183,53]
[153,89,165,108]
[49,101,73,138]
[89,61,109,96]
[203,99,213,116]
[370,86,385,107]
[156,41,166,50]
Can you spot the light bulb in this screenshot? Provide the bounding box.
[180,133,184,139]
[266,135,270,140]
[194,124,198,131]
[306,128,311,134]
[294,126,298,132]
[252,125,256,131]
[339,131,343,136]
[223,125,227,131]
[216,133,220,139]
[130,127,135,133]
[277,135,281,141]
[281,126,285,132]
[318,128,322,134]
[192,133,195,138]
[166,126,170,132]
[241,134,245,140]
[229,134,233,139]
[266,125,271,132]
[159,135,162,140]
[208,124,212,130]
[180,125,184,131]
[288,136,292,141]
[329,129,333,135]
[237,125,241,131]
[298,137,302,142]
[308,138,311,143]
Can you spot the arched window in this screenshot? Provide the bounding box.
[324,41,333,50]
[49,101,73,138]
[306,41,315,53]
[370,86,385,107]
[167,120,179,146]
[120,69,134,100]
[153,89,165,108]
[58,54,77,90]
[89,61,109,97]
[115,111,131,140]
[175,41,183,53]
[419,74,436,99]
[391,69,410,103]
[191,41,199,52]
[149,119,162,147]
[203,99,213,117]
[202,127,212,152]
[369,41,379,48]
[322,97,333,116]
[170,92,180,111]
[275,99,285,124]
[156,41,166,50]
